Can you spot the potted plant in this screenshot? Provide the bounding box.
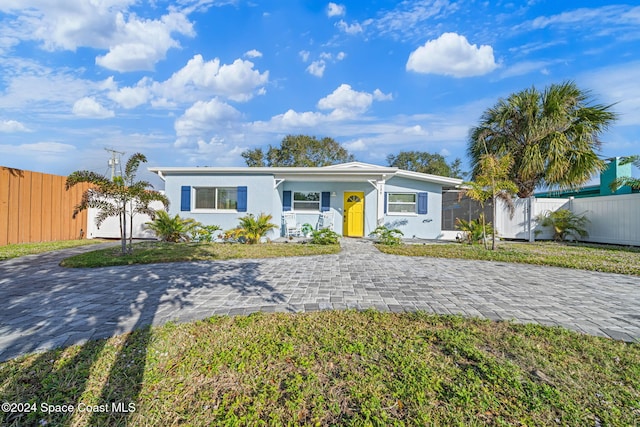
[301,223,314,238]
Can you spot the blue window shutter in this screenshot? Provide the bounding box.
[418,192,428,214]
[237,186,247,212]
[181,186,191,211]
[283,191,292,211]
[384,192,387,214]
[321,192,330,212]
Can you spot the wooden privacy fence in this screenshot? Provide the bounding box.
[0,166,90,246]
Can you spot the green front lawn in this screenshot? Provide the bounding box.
[1,311,638,426]
[60,241,341,268]
[377,241,640,275]
[0,239,105,261]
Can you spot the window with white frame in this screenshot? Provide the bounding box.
[194,187,238,210]
[293,191,320,211]
[387,193,416,213]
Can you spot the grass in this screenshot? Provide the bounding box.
[377,241,640,275]
[1,311,638,426]
[0,239,105,261]
[60,241,341,268]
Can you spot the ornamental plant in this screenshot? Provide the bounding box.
[370,226,404,246]
[536,209,589,242]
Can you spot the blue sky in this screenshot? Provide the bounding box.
[0,1,639,187]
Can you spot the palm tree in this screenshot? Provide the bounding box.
[145,211,201,242]
[227,213,278,244]
[610,155,640,191]
[66,153,168,255]
[469,81,617,198]
[463,154,518,250]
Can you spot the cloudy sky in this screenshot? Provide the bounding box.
[0,0,638,186]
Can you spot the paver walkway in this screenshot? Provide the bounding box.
[1,239,639,361]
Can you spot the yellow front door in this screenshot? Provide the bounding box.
[344,192,364,237]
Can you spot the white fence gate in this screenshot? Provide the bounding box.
[496,194,640,246]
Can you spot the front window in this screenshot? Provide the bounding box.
[388,193,416,213]
[293,191,320,211]
[195,187,238,210]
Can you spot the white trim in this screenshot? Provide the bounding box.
[148,162,462,187]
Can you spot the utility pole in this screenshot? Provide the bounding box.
[105,148,124,181]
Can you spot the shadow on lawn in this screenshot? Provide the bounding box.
[0,247,286,426]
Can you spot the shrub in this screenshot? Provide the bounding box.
[311,228,340,245]
[536,209,589,241]
[455,214,494,245]
[191,224,222,243]
[146,211,202,243]
[227,213,278,244]
[370,225,404,246]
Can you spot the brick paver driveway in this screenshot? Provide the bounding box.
[1,239,639,361]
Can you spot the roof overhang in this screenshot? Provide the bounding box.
[148,162,463,187]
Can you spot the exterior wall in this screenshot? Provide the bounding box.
[280,181,375,236]
[159,172,448,239]
[165,173,279,239]
[383,177,443,239]
[0,167,90,245]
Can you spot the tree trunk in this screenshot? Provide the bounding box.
[491,195,497,250]
[121,200,127,255]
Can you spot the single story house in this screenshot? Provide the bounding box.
[149,162,462,240]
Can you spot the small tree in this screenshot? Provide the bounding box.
[66,153,168,255]
[536,209,589,242]
[462,154,518,250]
[146,211,202,243]
[227,213,278,244]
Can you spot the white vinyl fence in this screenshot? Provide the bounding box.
[496,194,640,246]
[87,200,165,240]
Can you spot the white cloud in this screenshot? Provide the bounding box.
[336,20,363,35]
[174,98,241,138]
[327,2,346,18]
[72,97,115,118]
[373,89,393,101]
[406,32,498,77]
[244,49,263,58]
[108,78,151,108]
[580,61,640,126]
[317,84,374,117]
[306,60,326,78]
[2,2,195,72]
[499,60,552,79]
[270,110,325,128]
[0,119,29,132]
[157,55,269,102]
[0,141,75,154]
[336,51,347,61]
[299,50,310,62]
[343,138,367,151]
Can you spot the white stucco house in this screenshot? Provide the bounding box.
[148,162,462,240]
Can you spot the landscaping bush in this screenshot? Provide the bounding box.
[455,214,494,245]
[146,211,202,242]
[191,224,222,243]
[536,209,589,241]
[311,228,340,245]
[226,213,278,244]
[370,225,404,246]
